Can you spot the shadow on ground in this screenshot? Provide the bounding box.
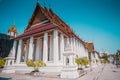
[0,77,11,80]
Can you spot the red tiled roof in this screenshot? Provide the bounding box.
[16,23,57,39]
[85,42,95,53]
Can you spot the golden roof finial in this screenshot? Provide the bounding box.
[8,23,18,34]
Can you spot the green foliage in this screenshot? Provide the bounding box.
[75,57,89,68]
[0,58,6,67]
[82,57,89,67]
[26,59,35,67]
[26,59,46,68]
[75,58,83,67]
[96,59,99,63]
[100,54,109,60]
[100,59,110,64]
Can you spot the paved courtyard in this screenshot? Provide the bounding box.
[79,64,120,80]
[0,64,120,80]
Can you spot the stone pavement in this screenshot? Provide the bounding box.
[0,64,120,80]
[79,64,120,80]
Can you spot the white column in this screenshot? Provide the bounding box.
[76,40,78,53]
[78,42,80,57]
[50,35,53,61]
[70,38,73,51]
[35,38,40,61]
[75,40,77,53]
[12,40,17,58]
[43,33,48,63]
[28,37,34,60]
[73,38,76,52]
[67,38,69,45]
[60,34,64,63]
[77,40,79,55]
[16,39,22,64]
[24,41,29,61]
[53,30,59,64]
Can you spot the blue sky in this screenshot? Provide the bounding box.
[0,0,120,54]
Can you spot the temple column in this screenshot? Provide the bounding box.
[16,39,22,64]
[35,38,40,61]
[24,41,29,61]
[43,33,48,63]
[49,35,53,61]
[53,30,59,64]
[67,37,69,45]
[73,38,76,52]
[12,40,17,58]
[70,38,73,51]
[60,34,64,63]
[78,42,80,57]
[28,37,34,60]
[75,40,77,53]
[77,40,79,55]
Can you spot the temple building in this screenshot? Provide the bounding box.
[85,42,101,66]
[3,2,90,73]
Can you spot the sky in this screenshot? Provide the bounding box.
[0,0,120,54]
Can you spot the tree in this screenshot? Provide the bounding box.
[75,57,89,69]
[26,59,46,72]
[75,58,83,69]
[116,50,120,55]
[82,57,89,67]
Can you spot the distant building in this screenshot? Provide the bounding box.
[85,42,101,66]
[0,24,17,58]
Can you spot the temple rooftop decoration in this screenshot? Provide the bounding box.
[8,25,18,34]
[7,24,18,39]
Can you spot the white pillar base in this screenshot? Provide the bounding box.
[60,66,79,79]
